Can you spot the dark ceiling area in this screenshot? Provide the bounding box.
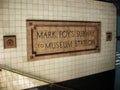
[97,0,120,15]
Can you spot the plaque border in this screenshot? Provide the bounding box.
[27,20,101,61]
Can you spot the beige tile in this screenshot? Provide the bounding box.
[0,0,116,89]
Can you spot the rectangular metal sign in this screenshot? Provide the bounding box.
[27,20,101,61]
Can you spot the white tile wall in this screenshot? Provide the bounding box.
[0,0,116,88]
[0,70,47,90]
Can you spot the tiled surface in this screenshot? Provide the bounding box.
[0,70,47,90]
[0,0,116,89]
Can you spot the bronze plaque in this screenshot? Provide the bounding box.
[27,20,101,61]
[4,35,17,49]
[106,32,112,41]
